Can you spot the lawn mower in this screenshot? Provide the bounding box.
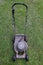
[12,3,28,61]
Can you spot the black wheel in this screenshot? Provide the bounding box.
[24,35,27,42]
[12,39,14,43]
[25,54,28,61]
[12,36,15,43]
[12,55,16,61]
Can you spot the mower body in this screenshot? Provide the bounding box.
[14,34,28,58]
[12,3,28,61]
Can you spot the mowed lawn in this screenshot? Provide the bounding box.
[0,0,43,65]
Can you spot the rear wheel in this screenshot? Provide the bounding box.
[12,36,15,43]
[24,35,27,42]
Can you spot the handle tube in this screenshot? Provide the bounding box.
[12,3,28,35]
[12,2,28,9]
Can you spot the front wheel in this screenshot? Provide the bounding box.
[12,55,16,61]
[25,54,29,61]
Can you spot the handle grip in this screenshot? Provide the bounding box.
[12,2,28,10]
[12,2,28,18]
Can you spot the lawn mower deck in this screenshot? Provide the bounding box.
[12,34,28,61]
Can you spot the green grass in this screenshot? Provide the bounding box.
[0,0,43,65]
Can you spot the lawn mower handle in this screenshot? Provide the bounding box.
[12,2,28,9]
[12,3,28,35]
